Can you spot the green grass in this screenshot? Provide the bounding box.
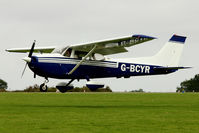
[0,92,199,133]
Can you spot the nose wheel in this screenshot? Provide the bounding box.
[40,78,49,92]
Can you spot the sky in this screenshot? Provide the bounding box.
[0,0,198,92]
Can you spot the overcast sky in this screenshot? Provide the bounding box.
[0,0,198,92]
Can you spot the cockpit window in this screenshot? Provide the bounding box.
[52,46,69,54]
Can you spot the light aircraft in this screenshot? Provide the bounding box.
[6,34,189,92]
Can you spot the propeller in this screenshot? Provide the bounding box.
[28,40,36,57]
[21,63,28,78]
[21,40,36,78]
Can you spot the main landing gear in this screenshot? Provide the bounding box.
[56,79,75,93]
[40,78,49,92]
[39,78,75,93]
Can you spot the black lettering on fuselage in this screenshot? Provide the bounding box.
[121,64,150,74]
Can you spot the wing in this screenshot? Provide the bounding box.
[6,46,56,53]
[6,34,156,55]
[70,34,156,55]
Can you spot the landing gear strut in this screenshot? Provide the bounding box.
[40,78,49,92]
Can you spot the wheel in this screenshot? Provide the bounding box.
[40,83,48,92]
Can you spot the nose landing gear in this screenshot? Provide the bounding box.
[40,78,49,92]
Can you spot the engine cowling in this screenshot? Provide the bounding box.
[86,81,104,91]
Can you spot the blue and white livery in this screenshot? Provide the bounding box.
[6,34,189,92]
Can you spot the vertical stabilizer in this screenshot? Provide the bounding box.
[153,35,187,67]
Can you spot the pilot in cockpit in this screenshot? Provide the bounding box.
[64,48,72,57]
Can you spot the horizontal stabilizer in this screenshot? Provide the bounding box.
[153,66,191,74]
[154,66,191,70]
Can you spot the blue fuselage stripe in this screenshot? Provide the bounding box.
[29,56,176,79]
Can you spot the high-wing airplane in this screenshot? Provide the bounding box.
[6,34,189,92]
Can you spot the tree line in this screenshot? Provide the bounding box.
[0,79,112,92]
[1,74,199,92]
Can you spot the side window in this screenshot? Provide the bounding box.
[75,51,87,59]
[63,48,72,57]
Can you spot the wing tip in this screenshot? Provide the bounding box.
[132,34,157,39]
[5,49,10,52]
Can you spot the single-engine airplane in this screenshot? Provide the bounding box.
[6,34,189,92]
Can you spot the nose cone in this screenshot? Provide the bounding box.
[23,57,31,63]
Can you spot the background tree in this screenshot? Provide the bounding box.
[177,74,199,92]
[0,79,8,91]
[131,88,144,92]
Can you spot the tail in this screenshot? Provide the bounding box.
[153,34,187,67]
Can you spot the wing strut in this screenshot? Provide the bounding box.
[68,45,97,75]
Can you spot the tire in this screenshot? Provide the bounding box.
[40,83,48,92]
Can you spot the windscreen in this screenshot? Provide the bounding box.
[52,46,69,54]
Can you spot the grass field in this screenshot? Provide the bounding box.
[0,92,199,133]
